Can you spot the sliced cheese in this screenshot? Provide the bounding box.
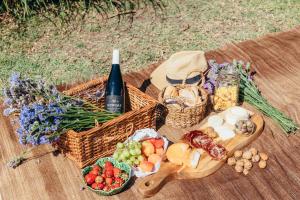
[215,125,235,140]
[186,149,201,169]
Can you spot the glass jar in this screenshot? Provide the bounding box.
[213,71,240,111]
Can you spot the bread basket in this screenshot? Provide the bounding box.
[158,71,208,128]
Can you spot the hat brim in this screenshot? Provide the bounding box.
[150,62,169,90]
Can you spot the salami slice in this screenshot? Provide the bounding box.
[208,144,227,160]
[182,130,227,160]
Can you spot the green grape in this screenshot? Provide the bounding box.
[138,155,144,161]
[130,156,135,162]
[117,142,124,149]
[136,142,142,149]
[130,149,136,156]
[117,149,123,156]
[134,159,140,165]
[120,153,126,161]
[128,160,134,166]
[128,142,135,149]
[135,148,141,155]
[123,149,130,158]
[113,152,119,160]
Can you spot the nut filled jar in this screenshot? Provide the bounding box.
[213,71,240,111]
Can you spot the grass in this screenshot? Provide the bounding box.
[1,0,300,89]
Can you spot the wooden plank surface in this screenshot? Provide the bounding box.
[1,26,300,200]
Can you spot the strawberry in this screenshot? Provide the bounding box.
[103,185,110,192]
[115,177,124,184]
[85,173,97,185]
[111,184,117,190]
[113,183,121,188]
[113,167,121,177]
[95,176,103,183]
[101,173,106,179]
[105,177,113,185]
[105,165,114,171]
[93,165,101,171]
[104,161,113,169]
[97,183,105,190]
[91,182,98,190]
[90,168,100,176]
[105,169,113,178]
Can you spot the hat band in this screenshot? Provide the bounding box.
[166,74,201,85]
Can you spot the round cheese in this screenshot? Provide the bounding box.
[225,112,239,125]
[228,106,249,120]
[207,115,224,128]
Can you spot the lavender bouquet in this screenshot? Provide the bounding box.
[3,73,119,167]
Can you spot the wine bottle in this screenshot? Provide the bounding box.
[105,49,125,113]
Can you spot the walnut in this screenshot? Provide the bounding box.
[236,159,244,167]
[244,160,253,170]
[234,150,243,159]
[243,168,249,175]
[259,153,268,161]
[242,151,252,160]
[250,147,257,156]
[251,154,260,163]
[227,157,236,166]
[258,160,267,169]
[235,165,243,173]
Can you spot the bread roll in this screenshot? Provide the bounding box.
[164,86,178,98]
[190,86,199,97]
[179,88,197,107]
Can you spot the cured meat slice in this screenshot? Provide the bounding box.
[208,144,227,160]
[182,130,227,160]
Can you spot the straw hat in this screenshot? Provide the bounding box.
[150,51,208,90]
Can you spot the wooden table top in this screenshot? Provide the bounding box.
[1,26,300,200]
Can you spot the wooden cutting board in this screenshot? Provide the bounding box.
[137,114,264,197]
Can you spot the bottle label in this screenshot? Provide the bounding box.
[105,95,123,113]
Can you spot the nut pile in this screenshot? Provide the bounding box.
[227,147,268,175]
[235,120,256,135]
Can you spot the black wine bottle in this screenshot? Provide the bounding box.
[105,49,125,113]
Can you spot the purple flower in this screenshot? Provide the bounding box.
[4,98,13,106]
[39,136,50,145]
[3,107,17,116]
[9,72,20,86]
[18,102,65,146]
[204,81,215,94]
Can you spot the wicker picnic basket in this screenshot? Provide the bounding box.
[57,77,158,168]
[158,71,208,128]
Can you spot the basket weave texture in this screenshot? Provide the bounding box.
[58,77,158,168]
[158,71,208,128]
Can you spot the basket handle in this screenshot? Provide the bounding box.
[182,70,205,87]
